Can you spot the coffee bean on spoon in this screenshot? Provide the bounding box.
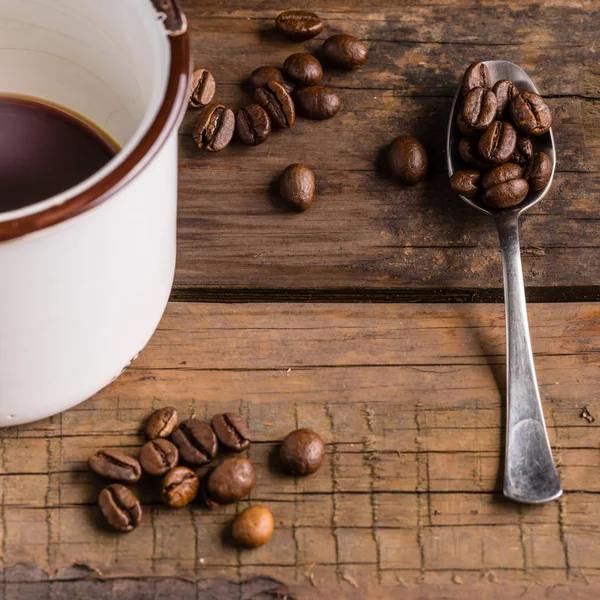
[461,61,492,97]
[462,87,498,131]
[212,413,251,452]
[188,69,216,109]
[88,449,142,483]
[275,9,324,40]
[171,419,218,466]
[193,104,235,152]
[323,34,369,69]
[525,151,553,191]
[293,85,340,120]
[283,53,323,86]
[139,439,179,477]
[232,506,274,548]
[235,105,271,146]
[255,80,295,129]
[510,135,534,166]
[510,91,552,135]
[450,169,481,198]
[248,66,295,94]
[492,79,518,119]
[478,121,517,165]
[482,163,529,208]
[279,428,325,475]
[201,457,256,507]
[279,163,316,212]
[162,466,199,508]
[386,135,428,185]
[456,111,478,137]
[145,406,178,439]
[458,137,488,170]
[99,484,142,532]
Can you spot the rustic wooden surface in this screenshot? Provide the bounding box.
[2,1,600,598]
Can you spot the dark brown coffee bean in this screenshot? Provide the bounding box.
[139,439,179,477]
[450,170,481,198]
[275,10,323,40]
[461,61,491,97]
[232,505,274,548]
[510,135,534,166]
[255,80,295,129]
[492,80,518,119]
[323,34,369,69]
[525,151,553,191]
[482,163,529,208]
[482,163,524,190]
[386,135,428,185]
[510,92,552,136]
[235,105,271,146]
[283,53,323,86]
[293,85,340,120]
[456,111,478,137]
[162,466,199,508]
[212,413,250,452]
[188,69,216,109]
[280,429,325,475]
[462,87,497,131]
[203,457,256,506]
[89,449,141,483]
[193,104,235,152]
[247,66,295,94]
[458,137,488,169]
[280,163,316,211]
[99,484,142,532]
[478,121,517,165]
[145,407,178,439]
[171,419,218,466]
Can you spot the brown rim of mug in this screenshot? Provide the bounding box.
[0,12,190,243]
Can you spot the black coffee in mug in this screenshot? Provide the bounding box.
[0,96,118,213]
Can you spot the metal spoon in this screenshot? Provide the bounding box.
[446,60,561,504]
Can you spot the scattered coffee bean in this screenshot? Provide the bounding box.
[283,53,323,86]
[99,484,142,532]
[275,9,323,41]
[139,439,179,477]
[162,466,200,508]
[450,170,481,198]
[293,85,341,120]
[203,457,256,506]
[510,91,552,136]
[279,163,316,211]
[89,449,142,483]
[235,105,271,146]
[323,34,369,69]
[232,505,274,548]
[458,137,488,169]
[386,135,428,185]
[462,87,498,131]
[248,66,295,94]
[188,69,216,109]
[461,61,491,97]
[171,419,218,466]
[212,413,251,452]
[482,163,529,208]
[478,120,517,165]
[279,428,325,476]
[193,104,235,152]
[492,79,518,119]
[510,135,534,166]
[145,406,178,440]
[525,151,553,191]
[255,80,295,129]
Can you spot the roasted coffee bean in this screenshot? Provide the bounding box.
[386,135,428,185]
[510,135,534,166]
[275,9,323,40]
[525,151,553,191]
[89,449,141,483]
[203,457,256,506]
[510,91,552,136]
[171,419,218,466]
[232,506,274,548]
[193,104,235,152]
[212,413,251,452]
[280,163,316,211]
[323,34,369,69]
[462,87,497,131]
[461,61,491,97]
[188,69,216,109]
[279,429,325,475]
[482,163,529,208]
[293,85,340,120]
[450,169,481,198]
[162,466,199,508]
[139,439,179,477]
[456,111,478,137]
[99,484,142,532]
[458,137,488,169]
[492,79,518,119]
[283,53,323,86]
[247,66,295,94]
[482,162,524,191]
[145,406,178,439]
[478,121,517,165]
[235,105,271,146]
[255,80,295,129]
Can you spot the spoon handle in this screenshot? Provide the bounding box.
[495,212,562,504]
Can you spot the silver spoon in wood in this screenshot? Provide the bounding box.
[446,60,561,504]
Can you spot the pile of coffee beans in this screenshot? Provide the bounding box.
[450,61,553,208]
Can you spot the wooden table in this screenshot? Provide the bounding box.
[2,1,599,598]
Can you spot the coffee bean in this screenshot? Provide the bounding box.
[139,439,179,477]
[323,34,369,69]
[510,91,552,136]
[386,135,428,185]
[255,80,295,129]
[162,466,199,508]
[212,413,251,452]
[275,10,323,40]
[203,457,256,506]
[283,53,323,86]
[145,407,178,440]
[235,105,271,146]
[193,104,235,152]
[89,449,141,483]
[482,163,529,208]
[492,79,518,119]
[247,66,295,94]
[461,61,491,97]
[525,151,553,191]
[462,87,497,131]
[458,137,488,169]
[171,419,218,466]
[279,428,325,476]
[456,111,478,137]
[478,121,517,165]
[279,163,316,211]
[188,69,216,109]
[450,169,481,198]
[482,162,524,191]
[232,506,274,548]
[293,85,341,120]
[99,484,142,532]
[510,135,534,166]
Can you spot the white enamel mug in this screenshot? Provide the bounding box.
[0,0,190,425]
